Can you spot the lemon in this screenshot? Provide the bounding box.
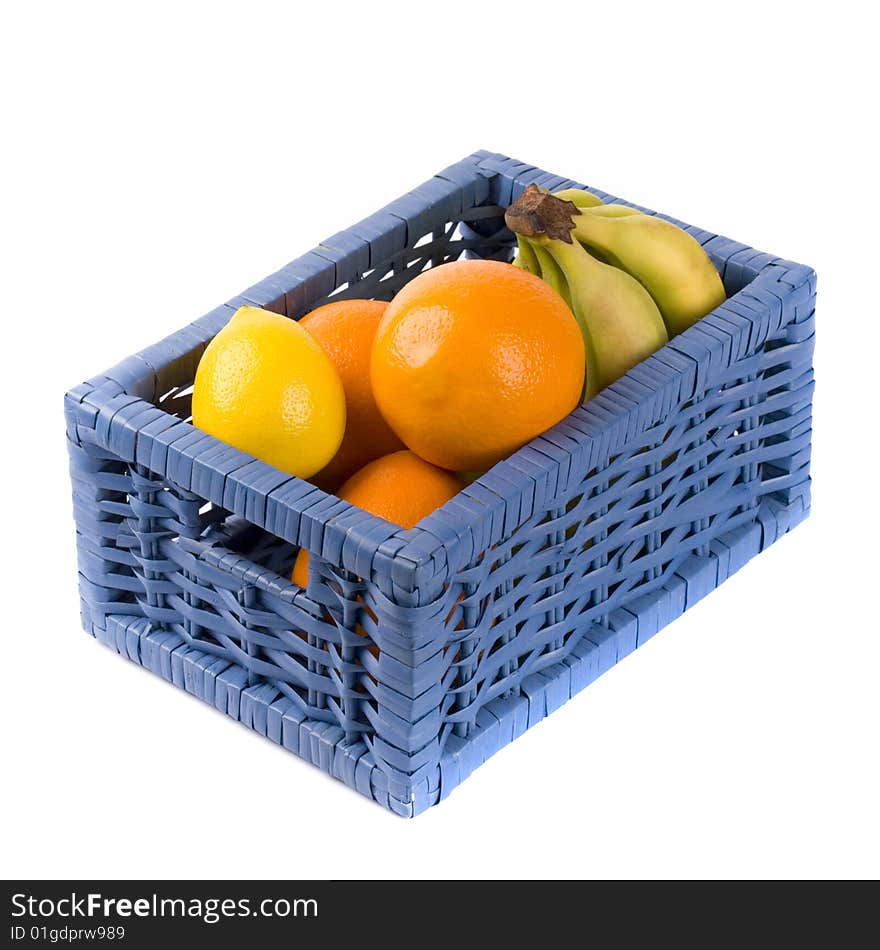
[192,306,346,479]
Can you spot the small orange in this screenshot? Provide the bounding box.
[291,450,461,588]
[370,259,585,472]
[300,299,404,491]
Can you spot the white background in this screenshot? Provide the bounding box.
[2,2,878,880]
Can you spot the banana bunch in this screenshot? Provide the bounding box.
[507,184,725,401]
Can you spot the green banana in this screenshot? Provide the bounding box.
[534,234,668,401]
[551,187,604,209]
[571,205,644,266]
[530,241,573,308]
[513,231,573,308]
[581,203,643,218]
[550,191,642,217]
[545,206,642,268]
[505,185,671,402]
[513,224,572,308]
[513,233,540,273]
[571,211,726,336]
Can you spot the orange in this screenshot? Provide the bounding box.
[370,259,585,472]
[300,299,404,491]
[291,450,461,588]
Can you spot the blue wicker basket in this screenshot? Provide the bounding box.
[65,151,815,816]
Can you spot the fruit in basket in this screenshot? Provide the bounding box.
[538,232,668,401]
[505,186,668,402]
[572,204,726,335]
[370,259,585,472]
[192,306,345,479]
[292,450,461,588]
[299,299,404,491]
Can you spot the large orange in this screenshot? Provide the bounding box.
[300,299,404,491]
[291,450,461,588]
[370,259,585,472]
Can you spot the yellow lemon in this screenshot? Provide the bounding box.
[192,306,346,478]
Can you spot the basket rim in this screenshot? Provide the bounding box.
[64,150,817,603]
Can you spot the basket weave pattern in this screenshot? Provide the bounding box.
[65,152,815,815]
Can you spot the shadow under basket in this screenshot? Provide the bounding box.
[65,151,815,816]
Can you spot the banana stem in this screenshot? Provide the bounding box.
[504,184,581,242]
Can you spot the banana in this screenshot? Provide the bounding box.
[505,185,670,401]
[571,211,725,336]
[530,240,573,308]
[535,234,668,401]
[552,187,604,209]
[572,205,644,266]
[513,234,540,273]
[513,231,572,308]
[550,191,642,217]
[581,203,643,218]
[511,211,572,305]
